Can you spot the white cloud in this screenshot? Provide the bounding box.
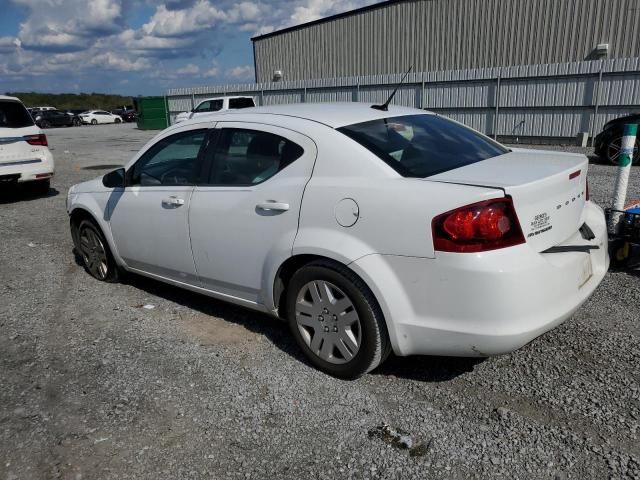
[91,52,152,71]
[115,28,195,54]
[226,2,263,23]
[228,65,254,81]
[142,1,226,37]
[0,36,19,54]
[202,66,220,77]
[289,0,376,25]
[175,63,201,75]
[15,0,124,52]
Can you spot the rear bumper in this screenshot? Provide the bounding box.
[0,152,55,183]
[350,202,609,357]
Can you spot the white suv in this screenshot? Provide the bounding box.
[174,96,255,124]
[0,95,54,192]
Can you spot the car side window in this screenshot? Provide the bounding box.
[229,98,254,109]
[208,128,304,185]
[209,99,223,112]
[194,101,210,112]
[130,129,208,186]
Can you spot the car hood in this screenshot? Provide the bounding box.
[69,176,108,194]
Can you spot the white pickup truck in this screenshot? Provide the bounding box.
[174,96,255,124]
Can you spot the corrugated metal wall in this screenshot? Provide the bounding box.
[252,0,640,83]
[166,57,640,141]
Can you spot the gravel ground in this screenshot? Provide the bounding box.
[1,124,639,479]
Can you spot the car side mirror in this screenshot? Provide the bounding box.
[102,168,126,188]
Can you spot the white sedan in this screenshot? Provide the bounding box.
[66,103,608,378]
[79,110,123,125]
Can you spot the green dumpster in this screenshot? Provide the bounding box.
[134,96,169,130]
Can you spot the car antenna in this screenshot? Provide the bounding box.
[371,65,414,111]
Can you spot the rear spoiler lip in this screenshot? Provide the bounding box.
[425,179,507,193]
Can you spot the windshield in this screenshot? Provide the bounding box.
[338,114,509,178]
[0,100,35,128]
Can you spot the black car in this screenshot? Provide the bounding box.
[111,108,136,122]
[594,113,640,165]
[34,109,81,128]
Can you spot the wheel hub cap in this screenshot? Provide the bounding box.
[79,228,108,279]
[295,280,361,365]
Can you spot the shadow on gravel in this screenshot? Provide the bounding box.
[588,154,605,164]
[0,185,59,204]
[372,354,483,382]
[75,263,486,382]
[117,271,309,363]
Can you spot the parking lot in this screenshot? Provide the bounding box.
[1,123,639,479]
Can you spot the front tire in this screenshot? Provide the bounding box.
[91,119,98,125]
[76,219,119,282]
[286,261,391,379]
[72,118,81,126]
[40,120,50,128]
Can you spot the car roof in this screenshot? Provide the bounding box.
[0,95,22,102]
[178,102,430,129]
[197,96,253,102]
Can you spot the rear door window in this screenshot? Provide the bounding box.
[0,100,35,128]
[338,114,508,178]
[209,100,223,112]
[229,98,255,109]
[208,128,303,185]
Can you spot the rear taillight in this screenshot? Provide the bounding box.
[432,197,525,253]
[23,134,48,146]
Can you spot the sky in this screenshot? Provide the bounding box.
[0,0,378,96]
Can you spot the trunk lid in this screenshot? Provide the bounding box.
[428,148,589,252]
[0,126,45,166]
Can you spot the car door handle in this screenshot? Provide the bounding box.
[256,201,289,212]
[162,196,185,207]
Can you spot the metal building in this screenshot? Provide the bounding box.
[252,0,640,82]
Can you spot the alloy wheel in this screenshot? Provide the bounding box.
[607,137,640,165]
[79,227,109,280]
[295,280,362,364]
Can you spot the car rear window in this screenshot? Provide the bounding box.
[337,114,508,178]
[229,98,255,109]
[0,100,35,128]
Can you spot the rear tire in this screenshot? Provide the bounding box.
[286,260,391,379]
[115,118,121,124]
[75,219,119,282]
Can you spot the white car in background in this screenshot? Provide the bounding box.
[67,103,608,379]
[0,95,54,193]
[79,110,123,125]
[174,96,255,124]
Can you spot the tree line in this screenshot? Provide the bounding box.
[5,92,135,111]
